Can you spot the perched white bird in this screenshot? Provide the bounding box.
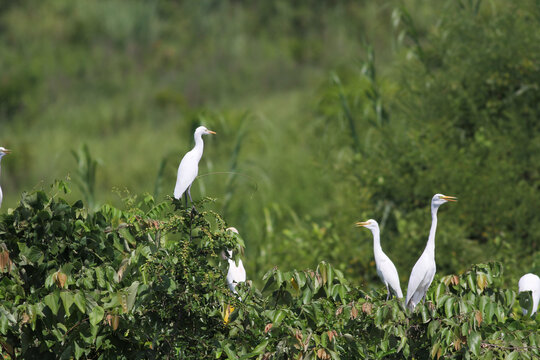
[225,227,246,294]
[0,147,12,209]
[406,194,457,310]
[356,219,403,299]
[174,126,216,207]
[518,273,540,316]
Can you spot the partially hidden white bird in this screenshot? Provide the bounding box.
[0,147,12,209]
[225,227,246,294]
[518,273,540,316]
[406,194,457,311]
[174,126,216,207]
[356,219,403,299]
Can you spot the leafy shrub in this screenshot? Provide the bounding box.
[0,184,538,359]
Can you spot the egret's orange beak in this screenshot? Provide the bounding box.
[441,195,457,202]
[207,130,216,135]
[3,149,11,154]
[355,221,369,227]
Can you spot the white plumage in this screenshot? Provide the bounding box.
[0,147,12,209]
[406,194,457,310]
[174,126,216,205]
[225,227,246,294]
[518,273,540,316]
[356,219,403,299]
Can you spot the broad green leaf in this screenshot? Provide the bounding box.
[74,341,84,360]
[445,297,455,318]
[506,351,519,360]
[252,340,268,354]
[95,267,106,288]
[44,292,61,316]
[74,291,86,314]
[468,331,481,356]
[89,306,104,327]
[127,281,139,312]
[60,291,74,316]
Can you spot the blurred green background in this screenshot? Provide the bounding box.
[1,0,539,289]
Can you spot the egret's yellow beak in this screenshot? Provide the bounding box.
[441,195,457,202]
[207,130,216,135]
[355,221,369,227]
[2,149,11,154]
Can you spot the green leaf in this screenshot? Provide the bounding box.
[252,340,269,354]
[467,274,477,293]
[74,291,86,314]
[126,281,139,312]
[89,306,104,327]
[445,297,455,318]
[434,282,446,302]
[95,267,106,288]
[60,291,74,316]
[468,331,481,356]
[44,292,61,316]
[506,351,519,360]
[74,341,84,360]
[430,342,440,359]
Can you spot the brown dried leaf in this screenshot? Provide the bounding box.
[317,348,330,360]
[0,251,6,271]
[21,313,30,325]
[295,329,303,342]
[327,330,338,342]
[112,315,120,331]
[475,310,483,326]
[264,323,273,333]
[117,258,130,283]
[451,275,459,286]
[335,306,343,316]
[361,302,372,315]
[454,337,462,351]
[55,271,67,288]
[477,273,488,292]
[106,314,113,326]
[351,306,359,319]
[262,353,273,360]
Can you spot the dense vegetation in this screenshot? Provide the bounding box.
[0,186,538,358]
[1,0,540,357]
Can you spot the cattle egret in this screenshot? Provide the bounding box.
[225,227,246,294]
[406,194,457,310]
[356,219,403,299]
[174,126,216,207]
[0,147,12,209]
[518,273,540,316]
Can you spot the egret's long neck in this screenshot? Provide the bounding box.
[425,206,439,255]
[193,133,204,158]
[372,227,383,256]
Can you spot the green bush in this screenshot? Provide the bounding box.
[0,185,538,359]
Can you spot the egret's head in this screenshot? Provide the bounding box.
[226,227,239,234]
[0,147,11,158]
[355,219,379,232]
[226,249,233,259]
[432,193,457,208]
[195,126,216,136]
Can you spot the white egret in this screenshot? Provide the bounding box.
[356,219,403,299]
[518,273,540,316]
[225,227,246,294]
[0,147,12,209]
[174,126,216,207]
[406,194,457,311]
